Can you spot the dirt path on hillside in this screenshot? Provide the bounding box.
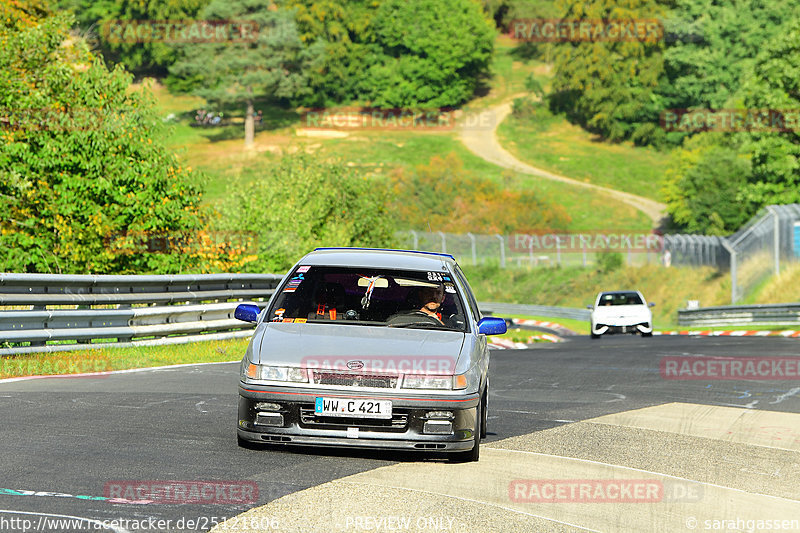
[459,99,666,226]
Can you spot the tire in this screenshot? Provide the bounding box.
[480,386,488,439]
[590,333,601,339]
[641,331,653,337]
[449,398,481,463]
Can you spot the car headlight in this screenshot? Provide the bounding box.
[244,363,307,383]
[402,375,453,390]
[401,373,469,390]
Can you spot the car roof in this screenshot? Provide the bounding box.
[299,248,457,270]
[598,290,643,295]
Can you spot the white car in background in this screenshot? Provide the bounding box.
[588,290,655,339]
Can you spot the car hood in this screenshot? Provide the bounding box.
[592,305,651,321]
[251,322,466,374]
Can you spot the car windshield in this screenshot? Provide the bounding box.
[267,265,468,332]
[599,292,644,306]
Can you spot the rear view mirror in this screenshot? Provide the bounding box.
[649,302,656,307]
[357,277,389,288]
[234,304,261,323]
[478,317,507,335]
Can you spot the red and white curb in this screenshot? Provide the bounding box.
[489,318,572,349]
[488,338,530,350]
[511,318,575,336]
[655,330,800,337]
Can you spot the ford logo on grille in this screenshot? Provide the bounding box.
[346,360,364,370]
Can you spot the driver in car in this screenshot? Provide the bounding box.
[415,285,445,325]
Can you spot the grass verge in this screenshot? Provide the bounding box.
[496,109,671,203]
[463,263,731,327]
[0,338,248,379]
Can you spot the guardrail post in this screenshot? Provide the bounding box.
[438,231,446,253]
[496,234,506,268]
[409,230,418,250]
[722,239,737,304]
[467,232,477,265]
[556,236,561,266]
[767,205,780,276]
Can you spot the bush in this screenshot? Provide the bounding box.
[596,253,624,273]
[0,15,234,274]
[389,153,571,233]
[220,153,397,273]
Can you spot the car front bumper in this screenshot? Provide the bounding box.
[592,322,652,335]
[237,383,479,451]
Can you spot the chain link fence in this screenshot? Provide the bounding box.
[395,230,665,269]
[395,204,800,304]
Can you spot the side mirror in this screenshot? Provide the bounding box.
[478,316,507,335]
[649,302,656,307]
[586,305,594,310]
[234,303,261,323]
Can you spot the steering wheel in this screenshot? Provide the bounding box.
[387,311,442,327]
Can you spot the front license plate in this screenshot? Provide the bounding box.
[315,397,392,419]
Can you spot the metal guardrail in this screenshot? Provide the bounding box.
[479,302,590,321]
[678,303,800,327]
[0,272,591,355]
[0,273,283,355]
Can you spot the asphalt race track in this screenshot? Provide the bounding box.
[1,335,799,532]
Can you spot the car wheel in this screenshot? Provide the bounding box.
[480,385,488,439]
[641,331,653,337]
[449,399,481,463]
[590,333,601,339]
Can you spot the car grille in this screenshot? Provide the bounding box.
[311,371,398,389]
[299,405,409,430]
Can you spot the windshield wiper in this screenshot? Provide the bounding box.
[387,322,453,330]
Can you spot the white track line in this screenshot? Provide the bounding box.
[0,360,239,384]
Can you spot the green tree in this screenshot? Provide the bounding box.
[656,0,800,145]
[284,0,381,106]
[220,153,396,273]
[661,134,751,234]
[0,0,51,30]
[0,14,221,273]
[364,0,496,109]
[169,0,309,147]
[734,18,800,208]
[482,0,560,31]
[662,16,800,233]
[55,0,211,75]
[548,0,667,145]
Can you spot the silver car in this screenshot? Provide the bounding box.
[234,248,507,462]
